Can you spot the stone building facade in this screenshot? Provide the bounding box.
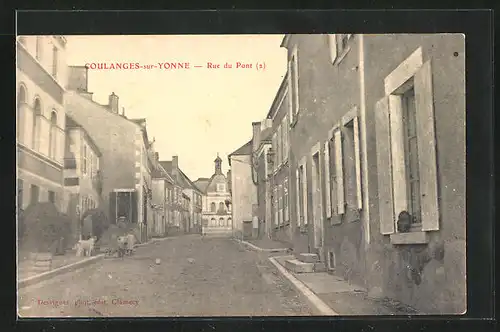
[278,34,465,313]
[16,36,68,214]
[65,66,154,242]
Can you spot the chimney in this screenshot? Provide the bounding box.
[67,66,89,92]
[122,107,126,117]
[261,118,272,130]
[252,121,261,152]
[172,156,178,170]
[108,92,119,114]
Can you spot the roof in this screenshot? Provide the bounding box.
[65,115,102,157]
[159,160,202,193]
[266,72,289,120]
[151,163,175,183]
[193,178,210,193]
[229,140,252,157]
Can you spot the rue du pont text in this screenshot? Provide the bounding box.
[85,62,266,71]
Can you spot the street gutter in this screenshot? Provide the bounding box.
[268,256,339,316]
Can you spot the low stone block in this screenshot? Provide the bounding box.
[314,262,327,272]
[297,253,319,263]
[285,259,314,273]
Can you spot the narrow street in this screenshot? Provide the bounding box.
[18,235,313,317]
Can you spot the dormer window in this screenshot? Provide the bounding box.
[217,183,225,192]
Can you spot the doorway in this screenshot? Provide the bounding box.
[312,152,323,248]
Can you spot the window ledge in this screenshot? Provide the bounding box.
[390,231,429,245]
[334,46,351,66]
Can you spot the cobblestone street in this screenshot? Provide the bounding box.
[18,235,313,317]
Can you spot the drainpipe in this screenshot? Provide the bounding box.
[358,34,370,246]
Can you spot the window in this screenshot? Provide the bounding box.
[82,144,87,174]
[217,183,225,192]
[342,114,363,216]
[283,116,289,160]
[278,185,283,225]
[284,178,289,222]
[324,140,332,218]
[17,85,27,141]
[297,158,308,226]
[329,34,353,65]
[218,202,225,213]
[402,88,421,227]
[48,190,55,203]
[273,186,278,227]
[210,202,216,212]
[219,217,224,226]
[32,98,42,150]
[227,218,232,227]
[36,37,43,61]
[30,184,39,205]
[277,125,282,165]
[52,46,58,78]
[17,179,24,210]
[334,130,345,215]
[49,111,57,159]
[272,133,277,171]
[288,47,299,124]
[376,47,439,243]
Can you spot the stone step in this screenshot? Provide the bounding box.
[285,258,314,273]
[314,262,327,272]
[296,252,319,263]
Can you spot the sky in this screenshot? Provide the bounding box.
[64,35,288,181]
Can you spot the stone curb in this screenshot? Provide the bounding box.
[233,238,290,253]
[17,235,179,289]
[268,256,339,316]
[18,254,105,289]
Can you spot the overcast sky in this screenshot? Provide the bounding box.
[65,35,287,181]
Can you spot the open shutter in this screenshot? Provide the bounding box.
[131,191,138,223]
[328,35,338,63]
[329,137,341,224]
[414,60,439,231]
[302,162,308,225]
[324,141,332,218]
[295,168,301,224]
[389,95,408,218]
[353,116,363,210]
[109,191,117,224]
[334,130,345,214]
[375,96,395,234]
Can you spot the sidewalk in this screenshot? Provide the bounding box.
[234,237,291,253]
[272,255,420,315]
[17,235,176,288]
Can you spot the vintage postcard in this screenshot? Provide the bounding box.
[16,34,466,317]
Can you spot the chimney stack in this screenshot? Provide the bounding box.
[122,107,126,117]
[252,121,261,152]
[172,156,178,170]
[108,92,119,114]
[67,66,89,92]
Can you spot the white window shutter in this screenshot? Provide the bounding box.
[324,141,332,218]
[375,96,395,234]
[302,163,308,225]
[328,34,338,64]
[334,130,345,214]
[288,69,293,125]
[353,116,362,210]
[415,60,440,231]
[389,95,408,218]
[295,167,301,224]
